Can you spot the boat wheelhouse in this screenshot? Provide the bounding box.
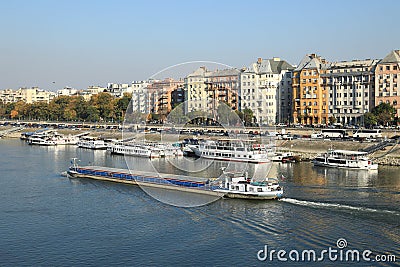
[313,149,378,170]
[213,170,283,200]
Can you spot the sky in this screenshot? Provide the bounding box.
[0,0,399,91]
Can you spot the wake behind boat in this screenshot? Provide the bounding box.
[313,149,378,170]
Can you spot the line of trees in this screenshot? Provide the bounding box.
[0,92,133,123]
[0,93,259,126]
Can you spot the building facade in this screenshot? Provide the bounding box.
[375,50,400,117]
[184,67,240,116]
[0,87,56,104]
[240,57,294,125]
[325,59,379,125]
[146,78,184,121]
[292,54,330,125]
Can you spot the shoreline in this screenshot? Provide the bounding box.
[2,126,400,166]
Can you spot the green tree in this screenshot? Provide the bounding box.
[242,108,254,126]
[187,110,208,125]
[217,102,238,126]
[72,96,89,121]
[364,112,377,128]
[167,103,188,124]
[115,93,132,122]
[371,102,396,126]
[90,92,115,122]
[86,106,100,122]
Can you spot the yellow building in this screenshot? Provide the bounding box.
[292,54,329,125]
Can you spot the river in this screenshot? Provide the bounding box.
[0,139,399,266]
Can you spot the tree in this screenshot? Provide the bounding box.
[90,92,115,122]
[329,116,337,125]
[187,110,209,125]
[364,112,377,128]
[242,108,254,126]
[86,106,100,122]
[115,93,132,122]
[371,102,396,126]
[217,102,237,126]
[167,104,188,124]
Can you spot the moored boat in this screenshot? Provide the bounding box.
[313,149,378,170]
[77,137,108,150]
[189,139,271,164]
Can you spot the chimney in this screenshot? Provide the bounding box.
[257,58,262,64]
[273,57,281,61]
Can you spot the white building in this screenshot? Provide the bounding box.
[324,59,379,125]
[57,87,78,97]
[184,67,209,114]
[0,87,56,104]
[130,80,152,114]
[240,57,294,125]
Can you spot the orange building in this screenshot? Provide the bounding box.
[146,78,184,122]
[292,54,329,125]
[375,50,400,117]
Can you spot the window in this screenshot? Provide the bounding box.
[387,66,390,71]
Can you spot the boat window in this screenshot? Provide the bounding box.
[257,188,263,192]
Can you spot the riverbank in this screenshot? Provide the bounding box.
[2,126,400,166]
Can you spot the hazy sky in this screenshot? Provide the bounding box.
[1,0,399,91]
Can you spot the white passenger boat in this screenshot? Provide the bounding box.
[77,138,108,150]
[108,142,161,158]
[313,149,378,170]
[213,169,283,200]
[28,136,57,146]
[189,139,270,164]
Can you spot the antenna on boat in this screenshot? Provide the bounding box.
[70,158,79,170]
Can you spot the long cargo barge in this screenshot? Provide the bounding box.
[67,165,224,197]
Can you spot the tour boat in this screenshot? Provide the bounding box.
[313,149,378,170]
[213,169,283,200]
[108,142,161,158]
[189,139,271,164]
[77,137,108,150]
[28,136,57,146]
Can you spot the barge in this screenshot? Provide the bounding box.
[66,159,284,200]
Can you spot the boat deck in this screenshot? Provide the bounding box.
[69,166,222,196]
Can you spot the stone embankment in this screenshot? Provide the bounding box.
[278,139,400,166]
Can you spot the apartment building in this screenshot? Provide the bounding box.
[375,50,400,116]
[324,59,379,125]
[240,57,294,125]
[184,67,240,116]
[146,78,184,121]
[292,54,330,125]
[130,80,152,114]
[0,87,56,104]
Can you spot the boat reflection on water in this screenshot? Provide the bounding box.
[313,165,378,187]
